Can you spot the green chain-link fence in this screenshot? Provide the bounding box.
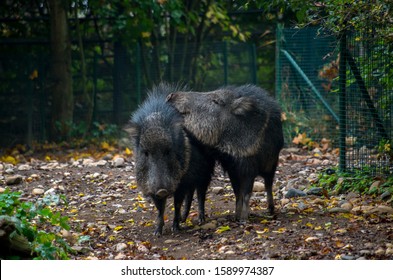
[276,25,392,175]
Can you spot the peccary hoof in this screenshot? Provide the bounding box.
[154,227,163,236]
[155,189,169,198]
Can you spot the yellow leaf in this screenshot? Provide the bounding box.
[101,141,110,150]
[260,219,270,224]
[314,226,323,230]
[305,222,314,228]
[29,69,38,80]
[1,155,17,165]
[215,225,231,234]
[114,226,123,232]
[45,155,51,161]
[273,227,286,233]
[124,147,132,155]
[109,235,116,241]
[256,228,269,234]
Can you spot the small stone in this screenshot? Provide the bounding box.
[280,198,290,205]
[341,255,355,260]
[253,181,265,192]
[370,180,381,189]
[211,187,224,195]
[351,205,374,213]
[82,158,94,166]
[113,157,125,167]
[375,247,385,256]
[285,188,306,198]
[114,253,126,260]
[5,168,14,174]
[372,205,393,214]
[306,187,323,196]
[102,154,113,160]
[96,160,107,166]
[200,221,217,230]
[380,191,391,201]
[328,207,350,213]
[6,175,23,185]
[359,250,371,255]
[44,188,56,195]
[340,202,353,211]
[346,192,360,201]
[32,188,45,195]
[225,250,235,255]
[305,236,319,242]
[116,242,128,252]
[386,247,393,256]
[17,164,32,171]
[164,239,178,244]
[0,187,6,193]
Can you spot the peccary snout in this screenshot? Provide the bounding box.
[155,189,169,199]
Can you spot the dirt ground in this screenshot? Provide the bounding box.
[1,146,393,260]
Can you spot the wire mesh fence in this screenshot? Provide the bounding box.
[276,25,392,175]
[341,31,393,174]
[0,40,258,146]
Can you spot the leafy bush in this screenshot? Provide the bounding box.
[0,189,73,260]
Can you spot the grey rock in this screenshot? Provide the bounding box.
[6,175,23,185]
[285,188,306,198]
[113,157,125,167]
[306,187,323,196]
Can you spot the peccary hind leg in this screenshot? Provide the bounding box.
[263,172,275,215]
[229,173,255,222]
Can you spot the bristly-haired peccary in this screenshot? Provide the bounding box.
[129,83,215,236]
[166,84,284,221]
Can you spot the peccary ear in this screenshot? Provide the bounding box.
[231,96,256,116]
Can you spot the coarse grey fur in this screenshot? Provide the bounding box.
[167,84,284,221]
[129,83,215,235]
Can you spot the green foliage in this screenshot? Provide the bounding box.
[0,189,73,260]
[314,169,393,195]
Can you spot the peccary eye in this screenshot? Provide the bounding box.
[212,98,224,106]
[144,151,149,157]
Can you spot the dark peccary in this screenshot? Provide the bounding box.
[166,84,284,221]
[129,83,215,236]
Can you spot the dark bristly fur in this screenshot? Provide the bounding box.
[167,84,284,221]
[129,83,215,236]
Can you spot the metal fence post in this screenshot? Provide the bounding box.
[339,31,347,172]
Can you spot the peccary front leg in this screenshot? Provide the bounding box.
[173,192,185,233]
[152,196,167,236]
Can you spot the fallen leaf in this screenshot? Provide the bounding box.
[215,225,231,234]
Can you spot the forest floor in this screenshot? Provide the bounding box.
[1,144,393,260]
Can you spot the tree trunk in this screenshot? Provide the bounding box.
[48,0,73,140]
